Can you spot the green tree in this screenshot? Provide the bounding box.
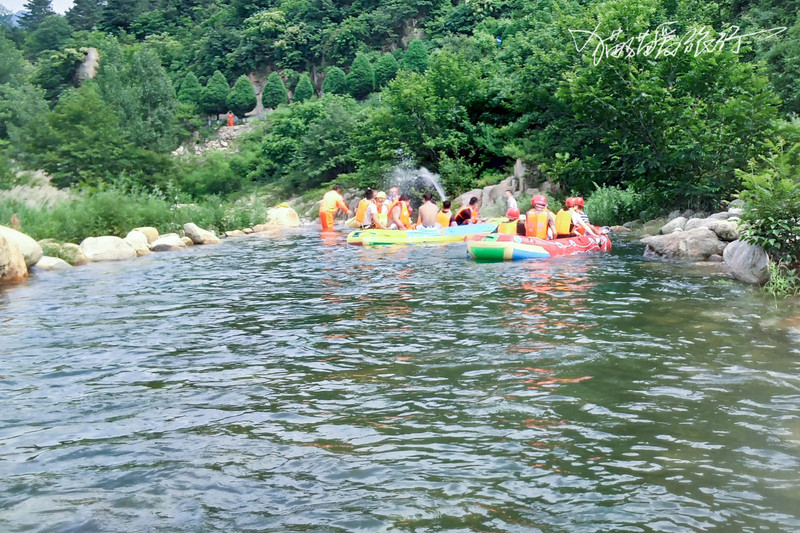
[177,71,202,104]
[24,15,72,58]
[323,66,346,95]
[293,72,314,102]
[0,36,26,85]
[262,71,288,109]
[402,40,429,74]
[101,0,138,34]
[66,0,103,31]
[200,69,230,117]
[346,53,375,100]
[375,53,399,88]
[20,0,53,31]
[227,75,256,118]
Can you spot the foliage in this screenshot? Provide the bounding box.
[201,69,230,117]
[178,151,249,199]
[292,72,314,102]
[66,0,103,32]
[346,54,375,100]
[262,71,288,109]
[584,184,644,226]
[20,0,54,31]
[177,71,202,104]
[32,46,87,101]
[402,40,429,73]
[227,75,256,117]
[24,15,72,59]
[323,66,346,95]
[375,53,399,88]
[764,261,800,299]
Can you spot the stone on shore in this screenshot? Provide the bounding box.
[609,225,630,233]
[723,239,770,285]
[0,234,28,283]
[225,230,246,238]
[183,223,221,244]
[61,243,89,265]
[150,233,186,252]
[707,220,740,242]
[34,256,72,271]
[659,217,687,234]
[80,236,137,261]
[181,236,194,246]
[133,227,159,243]
[642,227,727,261]
[266,205,301,227]
[124,230,151,257]
[0,225,43,267]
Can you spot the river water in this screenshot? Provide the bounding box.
[2,229,800,532]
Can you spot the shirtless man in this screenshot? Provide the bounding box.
[415,192,440,228]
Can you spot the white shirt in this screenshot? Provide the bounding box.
[506,196,518,210]
[363,202,379,227]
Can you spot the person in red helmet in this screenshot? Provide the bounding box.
[497,206,523,234]
[525,195,556,239]
[571,197,598,236]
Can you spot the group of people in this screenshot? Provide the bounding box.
[319,185,597,239]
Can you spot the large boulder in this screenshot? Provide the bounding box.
[183,223,221,244]
[0,225,43,267]
[61,243,89,265]
[266,205,301,227]
[124,230,151,256]
[132,226,159,243]
[34,256,72,271]
[723,239,770,285]
[640,217,668,237]
[684,217,714,231]
[642,227,728,261]
[0,234,28,283]
[707,220,740,242]
[80,236,137,261]
[150,233,186,252]
[659,217,687,234]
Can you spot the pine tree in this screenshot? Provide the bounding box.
[101,0,137,33]
[200,70,229,117]
[346,54,374,100]
[402,40,429,74]
[293,73,314,102]
[322,66,346,95]
[227,75,256,118]
[20,0,54,31]
[262,71,287,109]
[375,53,399,88]
[66,0,103,31]
[177,71,202,104]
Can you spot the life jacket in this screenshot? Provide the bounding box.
[525,209,550,239]
[497,219,518,234]
[555,208,574,236]
[354,198,370,224]
[389,200,410,227]
[437,211,452,228]
[455,207,473,225]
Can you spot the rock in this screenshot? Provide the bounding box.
[266,205,302,228]
[659,217,687,234]
[80,236,137,261]
[708,212,733,220]
[728,199,745,209]
[684,217,713,231]
[456,189,484,209]
[708,254,723,263]
[682,209,695,219]
[252,224,270,232]
[124,230,151,257]
[609,225,631,233]
[707,220,740,242]
[149,233,185,251]
[667,210,683,221]
[225,230,245,238]
[728,207,744,216]
[640,218,668,236]
[623,220,642,229]
[642,227,728,261]
[183,223,221,245]
[0,234,28,283]
[723,239,770,285]
[61,243,89,265]
[0,225,43,267]
[132,226,159,244]
[181,236,194,246]
[34,256,72,270]
[242,227,254,234]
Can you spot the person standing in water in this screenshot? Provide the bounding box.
[319,185,350,231]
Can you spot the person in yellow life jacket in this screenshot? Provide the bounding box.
[497,207,523,234]
[571,197,599,236]
[389,194,412,230]
[437,200,455,228]
[319,184,350,231]
[525,195,556,239]
[454,197,480,225]
[555,197,577,238]
[375,191,389,226]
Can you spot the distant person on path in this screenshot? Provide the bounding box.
[437,200,455,228]
[525,195,556,239]
[415,192,440,229]
[454,197,480,225]
[319,185,350,231]
[504,190,517,211]
[389,194,412,230]
[227,111,234,127]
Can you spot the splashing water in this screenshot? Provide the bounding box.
[387,161,447,200]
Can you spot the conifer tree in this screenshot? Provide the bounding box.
[375,53,399,88]
[201,70,229,117]
[227,75,256,118]
[20,0,53,31]
[322,66,346,95]
[177,71,202,104]
[293,72,314,102]
[262,71,287,109]
[346,54,374,100]
[66,0,103,31]
[402,40,429,74]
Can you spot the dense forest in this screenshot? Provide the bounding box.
[1,0,799,279]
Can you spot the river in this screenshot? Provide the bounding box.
[2,229,800,531]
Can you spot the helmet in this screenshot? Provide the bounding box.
[506,207,520,219]
[532,195,547,207]
[376,191,387,199]
[565,197,576,207]
[573,197,584,207]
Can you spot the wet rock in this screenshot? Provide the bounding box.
[124,230,151,257]
[181,236,194,246]
[0,234,28,283]
[723,239,769,285]
[132,226,159,243]
[150,233,185,251]
[642,227,727,261]
[0,225,43,267]
[609,225,631,233]
[225,230,245,238]
[80,236,137,261]
[183,223,221,244]
[34,256,72,270]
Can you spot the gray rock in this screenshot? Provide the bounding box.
[640,218,668,236]
[642,227,728,261]
[708,254,723,263]
[707,220,740,242]
[150,233,185,250]
[151,244,184,252]
[708,212,733,220]
[80,236,137,261]
[728,207,744,216]
[667,210,683,221]
[684,218,713,231]
[34,256,72,270]
[609,225,631,233]
[183,222,222,244]
[728,199,745,209]
[659,217,687,234]
[723,239,769,285]
[0,225,43,267]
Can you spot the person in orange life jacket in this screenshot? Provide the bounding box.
[415,192,440,229]
[319,184,351,230]
[525,195,556,239]
[497,207,524,235]
[353,189,374,227]
[437,200,455,228]
[454,196,480,225]
[389,194,412,230]
[361,189,386,229]
[570,197,598,236]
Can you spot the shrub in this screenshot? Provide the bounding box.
[262,72,288,109]
[293,73,314,102]
[323,66,346,95]
[584,184,643,226]
[764,261,800,299]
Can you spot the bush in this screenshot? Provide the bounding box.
[584,184,643,226]
[178,152,248,199]
[764,261,800,299]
